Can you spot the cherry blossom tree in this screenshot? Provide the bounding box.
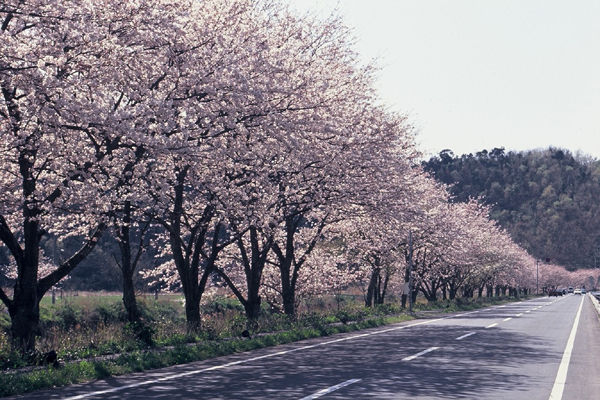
[0,0,130,351]
[0,0,206,348]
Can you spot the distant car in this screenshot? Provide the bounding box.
[568,287,574,293]
[574,289,582,294]
[549,288,562,296]
[581,289,586,294]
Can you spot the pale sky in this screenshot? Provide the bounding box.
[289,0,600,160]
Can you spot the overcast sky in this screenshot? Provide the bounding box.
[289,0,600,160]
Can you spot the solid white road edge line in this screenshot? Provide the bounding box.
[548,295,585,400]
[299,378,362,400]
[402,347,440,361]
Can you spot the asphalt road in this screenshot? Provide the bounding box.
[9,294,600,400]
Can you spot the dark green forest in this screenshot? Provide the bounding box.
[423,147,600,271]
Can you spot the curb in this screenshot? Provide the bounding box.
[588,292,600,317]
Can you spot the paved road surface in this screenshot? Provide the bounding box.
[9,294,600,399]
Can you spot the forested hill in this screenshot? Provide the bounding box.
[423,147,600,271]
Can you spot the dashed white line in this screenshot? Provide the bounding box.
[516,313,524,317]
[485,323,499,329]
[402,347,440,361]
[455,332,476,340]
[503,317,512,322]
[300,379,362,400]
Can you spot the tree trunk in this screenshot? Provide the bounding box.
[365,269,379,307]
[164,166,226,329]
[0,220,106,352]
[280,258,296,316]
[378,272,390,305]
[272,214,324,318]
[9,280,39,352]
[421,278,438,302]
[117,201,140,322]
[226,226,272,321]
[122,273,140,322]
[184,289,202,331]
[401,262,410,308]
[245,295,262,321]
[448,281,458,300]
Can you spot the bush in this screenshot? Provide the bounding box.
[123,321,155,347]
[92,302,127,327]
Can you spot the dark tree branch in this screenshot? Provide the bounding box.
[37,222,107,295]
[0,214,24,263]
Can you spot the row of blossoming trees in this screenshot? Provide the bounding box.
[1,0,595,352]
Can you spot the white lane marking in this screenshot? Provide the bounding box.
[516,313,524,317]
[299,379,362,400]
[526,310,531,313]
[503,317,512,322]
[549,296,585,400]
[402,347,440,361]
[455,332,476,341]
[485,323,498,329]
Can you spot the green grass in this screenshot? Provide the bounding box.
[38,291,184,307]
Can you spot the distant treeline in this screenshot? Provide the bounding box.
[423,147,600,271]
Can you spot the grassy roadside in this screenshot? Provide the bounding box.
[0,295,536,397]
